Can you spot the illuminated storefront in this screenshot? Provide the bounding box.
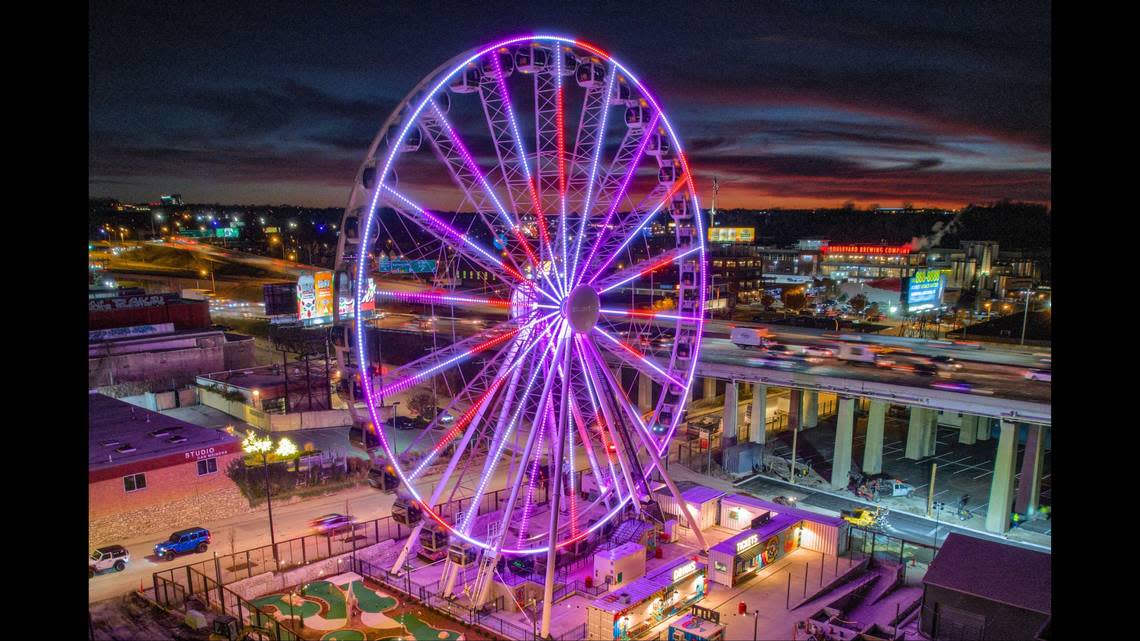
[819,243,926,281]
[586,557,708,641]
[708,513,803,587]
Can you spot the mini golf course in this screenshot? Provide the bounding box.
[250,575,463,640]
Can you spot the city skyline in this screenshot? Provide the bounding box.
[89,1,1050,210]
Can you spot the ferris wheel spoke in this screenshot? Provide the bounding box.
[572,112,660,289]
[373,312,554,400]
[379,186,526,285]
[567,63,618,287]
[457,322,568,536]
[577,340,646,511]
[591,325,682,388]
[586,175,693,285]
[417,103,549,285]
[592,245,701,295]
[572,336,625,503]
[405,318,554,479]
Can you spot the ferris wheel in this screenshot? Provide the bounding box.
[331,34,708,624]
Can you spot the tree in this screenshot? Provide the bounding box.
[837,293,849,303]
[407,391,436,420]
[760,293,776,308]
[782,290,807,312]
[850,294,868,314]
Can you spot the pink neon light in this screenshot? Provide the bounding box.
[375,290,513,308]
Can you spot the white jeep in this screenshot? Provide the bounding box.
[89,545,130,578]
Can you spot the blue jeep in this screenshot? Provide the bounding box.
[154,527,210,560]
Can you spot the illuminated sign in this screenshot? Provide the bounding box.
[821,244,911,255]
[672,561,697,583]
[708,227,755,243]
[377,259,437,274]
[736,534,760,554]
[215,227,239,238]
[338,275,377,316]
[314,271,334,317]
[297,274,316,319]
[264,226,280,233]
[903,269,949,312]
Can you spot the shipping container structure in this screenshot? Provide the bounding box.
[586,556,708,641]
[593,542,647,591]
[668,613,726,641]
[718,493,848,557]
[651,482,726,532]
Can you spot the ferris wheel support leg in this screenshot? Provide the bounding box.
[540,341,573,639]
[588,340,710,553]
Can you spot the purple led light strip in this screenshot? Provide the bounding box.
[592,325,683,388]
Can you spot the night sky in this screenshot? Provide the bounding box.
[89,0,1050,210]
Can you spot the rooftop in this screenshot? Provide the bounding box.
[88,393,240,471]
[676,481,728,505]
[710,512,799,555]
[923,533,1051,615]
[721,493,845,527]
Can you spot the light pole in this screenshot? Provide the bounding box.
[1019,288,1032,345]
[752,609,760,641]
[242,432,298,569]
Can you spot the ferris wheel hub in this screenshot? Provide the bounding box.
[563,285,601,333]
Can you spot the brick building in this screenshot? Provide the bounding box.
[88,392,244,520]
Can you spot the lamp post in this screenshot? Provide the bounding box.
[242,432,298,569]
[753,609,760,641]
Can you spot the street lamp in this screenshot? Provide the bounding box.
[201,268,215,293]
[1019,288,1033,345]
[252,389,261,409]
[242,431,298,569]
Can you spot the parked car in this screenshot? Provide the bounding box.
[389,416,423,430]
[309,513,356,535]
[772,495,797,506]
[1024,369,1051,382]
[90,545,130,578]
[154,527,210,560]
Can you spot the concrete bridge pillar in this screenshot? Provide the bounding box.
[958,414,978,445]
[1015,424,1047,516]
[804,391,819,429]
[904,407,929,460]
[638,372,653,412]
[862,400,887,474]
[924,410,939,457]
[831,397,856,489]
[985,420,1019,534]
[749,383,767,444]
[703,376,717,400]
[788,389,803,432]
[975,418,993,441]
[722,381,738,447]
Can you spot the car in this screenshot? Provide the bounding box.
[389,416,423,430]
[1024,369,1051,382]
[436,410,456,426]
[930,355,963,371]
[90,545,130,578]
[802,345,835,358]
[309,513,356,535]
[772,495,797,506]
[154,527,210,560]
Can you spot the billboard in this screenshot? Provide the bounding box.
[297,274,317,319]
[215,227,239,238]
[902,269,949,312]
[313,271,335,318]
[707,227,755,243]
[376,259,437,274]
[338,274,377,317]
[263,283,297,316]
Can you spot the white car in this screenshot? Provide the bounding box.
[90,545,130,578]
[1024,369,1051,382]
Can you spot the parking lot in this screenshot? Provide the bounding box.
[764,407,1051,536]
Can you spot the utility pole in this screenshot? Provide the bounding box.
[926,463,938,517]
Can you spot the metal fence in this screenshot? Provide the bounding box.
[152,565,303,641]
[846,526,939,567]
